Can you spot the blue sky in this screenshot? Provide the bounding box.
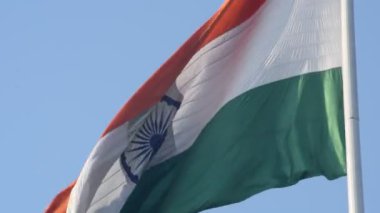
[0,1,378,212]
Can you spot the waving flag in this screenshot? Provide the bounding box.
[46,0,346,212]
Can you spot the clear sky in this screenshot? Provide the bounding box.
[0,0,378,212]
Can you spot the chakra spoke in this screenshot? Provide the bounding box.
[153,121,160,135]
[153,105,160,134]
[135,132,150,141]
[138,125,151,138]
[135,150,153,170]
[149,111,156,134]
[146,112,154,133]
[127,145,150,153]
[137,125,150,140]
[131,148,151,162]
[158,106,165,131]
[160,110,174,134]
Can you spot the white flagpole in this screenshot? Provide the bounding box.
[341,0,365,212]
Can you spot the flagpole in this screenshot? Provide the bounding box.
[341,0,365,212]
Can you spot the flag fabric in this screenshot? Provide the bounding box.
[46,0,346,212]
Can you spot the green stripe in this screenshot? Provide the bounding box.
[121,68,346,213]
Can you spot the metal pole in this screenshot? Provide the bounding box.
[341,0,365,212]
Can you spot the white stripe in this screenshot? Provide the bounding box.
[171,0,341,161]
[67,0,342,211]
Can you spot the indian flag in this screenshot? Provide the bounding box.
[46,0,346,212]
